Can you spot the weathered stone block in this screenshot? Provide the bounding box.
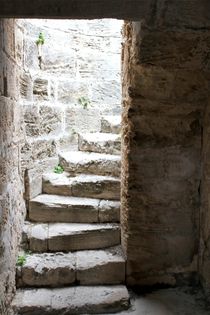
[33,78,48,100]
[39,105,63,136]
[65,107,101,133]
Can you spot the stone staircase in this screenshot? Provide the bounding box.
[12,115,130,314]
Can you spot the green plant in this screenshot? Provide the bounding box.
[54,164,64,174]
[16,253,26,267]
[78,96,90,109]
[36,32,45,45]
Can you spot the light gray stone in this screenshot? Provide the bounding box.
[79,132,121,155]
[12,286,129,315]
[43,172,120,200]
[77,246,125,284]
[29,223,48,252]
[17,252,76,287]
[48,223,120,251]
[59,150,121,177]
[99,200,120,222]
[65,107,101,133]
[17,246,125,287]
[33,78,48,100]
[101,115,121,134]
[29,194,99,223]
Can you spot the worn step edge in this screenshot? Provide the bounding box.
[16,246,125,287]
[29,194,120,223]
[42,172,120,200]
[59,150,121,177]
[23,222,121,252]
[12,285,130,315]
[78,132,121,155]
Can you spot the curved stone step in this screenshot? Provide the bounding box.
[24,222,120,252]
[79,132,121,155]
[59,150,121,177]
[29,194,120,223]
[101,115,121,134]
[43,172,120,200]
[17,246,125,287]
[12,285,129,315]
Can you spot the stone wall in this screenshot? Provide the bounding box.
[121,21,209,288]
[0,19,26,311]
[20,19,122,200]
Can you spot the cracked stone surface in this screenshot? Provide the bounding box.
[29,194,120,223]
[101,115,121,134]
[17,246,125,287]
[12,285,129,315]
[24,222,120,252]
[43,172,120,200]
[59,150,121,177]
[79,132,121,155]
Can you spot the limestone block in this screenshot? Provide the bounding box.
[99,200,120,222]
[23,157,58,201]
[101,115,121,134]
[17,252,76,287]
[13,286,129,314]
[20,72,33,100]
[79,132,121,155]
[48,223,120,251]
[76,246,125,284]
[57,80,89,104]
[29,194,99,223]
[91,80,121,105]
[71,174,120,200]
[65,107,101,133]
[43,172,120,200]
[33,78,48,100]
[29,223,48,252]
[23,104,39,137]
[59,150,121,177]
[39,105,63,136]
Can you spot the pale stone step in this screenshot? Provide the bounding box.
[79,132,121,155]
[59,151,121,177]
[24,222,120,252]
[29,194,120,223]
[12,285,129,315]
[43,172,120,200]
[101,115,121,134]
[17,246,125,287]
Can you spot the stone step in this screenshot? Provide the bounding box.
[43,172,120,200]
[59,150,121,177]
[29,194,120,223]
[101,115,121,134]
[79,132,121,155]
[23,222,120,252]
[16,246,125,287]
[12,285,129,315]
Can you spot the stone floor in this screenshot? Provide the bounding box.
[102,287,210,315]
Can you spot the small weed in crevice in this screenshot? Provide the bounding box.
[78,97,90,109]
[16,251,32,267]
[54,164,64,174]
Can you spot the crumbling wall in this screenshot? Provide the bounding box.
[121,21,209,287]
[19,19,122,200]
[0,19,26,311]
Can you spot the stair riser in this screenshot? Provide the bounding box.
[17,262,125,288]
[29,202,99,223]
[29,202,120,223]
[13,286,129,315]
[59,155,121,177]
[26,230,120,252]
[79,137,121,155]
[43,179,120,200]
